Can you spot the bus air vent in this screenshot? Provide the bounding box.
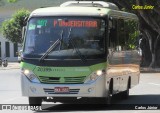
[38,76,86,84]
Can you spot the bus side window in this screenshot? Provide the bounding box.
[117,19,125,51]
[116,19,139,51]
[124,20,139,50]
[108,19,117,51]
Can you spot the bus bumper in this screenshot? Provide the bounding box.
[21,74,107,97]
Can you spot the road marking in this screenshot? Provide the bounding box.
[3,97,21,102]
[148,83,160,86]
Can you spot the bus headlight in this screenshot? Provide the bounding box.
[96,70,103,76]
[22,69,40,83]
[90,70,105,81]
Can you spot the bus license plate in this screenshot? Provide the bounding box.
[54,87,69,93]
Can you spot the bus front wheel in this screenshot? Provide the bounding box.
[106,90,112,104]
[29,97,42,106]
[106,80,113,104]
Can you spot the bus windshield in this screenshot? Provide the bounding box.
[24,17,106,59]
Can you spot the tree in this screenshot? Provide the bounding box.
[0,0,4,6]
[77,0,160,68]
[1,9,30,43]
[106,0,160,68]
[7,0,18,3]
[0,0,17,6]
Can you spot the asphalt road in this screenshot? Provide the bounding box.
[0,69,160,113]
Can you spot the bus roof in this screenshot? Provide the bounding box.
[29,6,138,20]
[30,7,110,17]
[60,1,119,10]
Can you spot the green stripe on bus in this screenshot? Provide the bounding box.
[20,62,106,83]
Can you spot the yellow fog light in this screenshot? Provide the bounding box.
[30,86,36,93]
[88,88,93,92]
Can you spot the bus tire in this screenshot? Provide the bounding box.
[29,97,42,106]
[106,80,113,104]
[106,90,112,104]
[121,89,129,99]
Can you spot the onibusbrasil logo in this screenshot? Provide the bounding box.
[1,105,42,111]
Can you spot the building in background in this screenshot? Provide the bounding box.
[0,17,21,62]
[0,0,70,62]
[0,34,21,62]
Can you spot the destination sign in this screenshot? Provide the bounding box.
[37,19,47,26]
[53,20,98,28]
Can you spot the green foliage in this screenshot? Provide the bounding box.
[1,9,30,43]
[125,20,139,49]
[0,0,4,6]
[7,0,17,3]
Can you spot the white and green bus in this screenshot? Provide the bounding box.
[20,1,141,105]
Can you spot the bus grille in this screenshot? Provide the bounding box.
[44,88,80,94]
[38,76,86,84]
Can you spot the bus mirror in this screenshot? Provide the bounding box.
[16,52,19,56]
[138,48,142,57]
[109,17,113,29]
[109,20,113,29]
[17,50,22,63]
[22,27,26,41]
[23,16,28,26]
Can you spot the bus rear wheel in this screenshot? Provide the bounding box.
[120,79,130,99]
[29,97,42,106]
[120,89,129,99]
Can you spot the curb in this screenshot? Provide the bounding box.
[140,68,160,73]
[0,67,20,70]
[0,62,20,70]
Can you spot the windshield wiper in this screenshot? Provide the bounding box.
[39,30,64,62]
[39,28,86,63]
[67,28,86,63]
[39,39,61,62]
[59,30,64,51]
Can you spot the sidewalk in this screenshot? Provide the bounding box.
[141,68,160,73]
[0,62,20,70]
